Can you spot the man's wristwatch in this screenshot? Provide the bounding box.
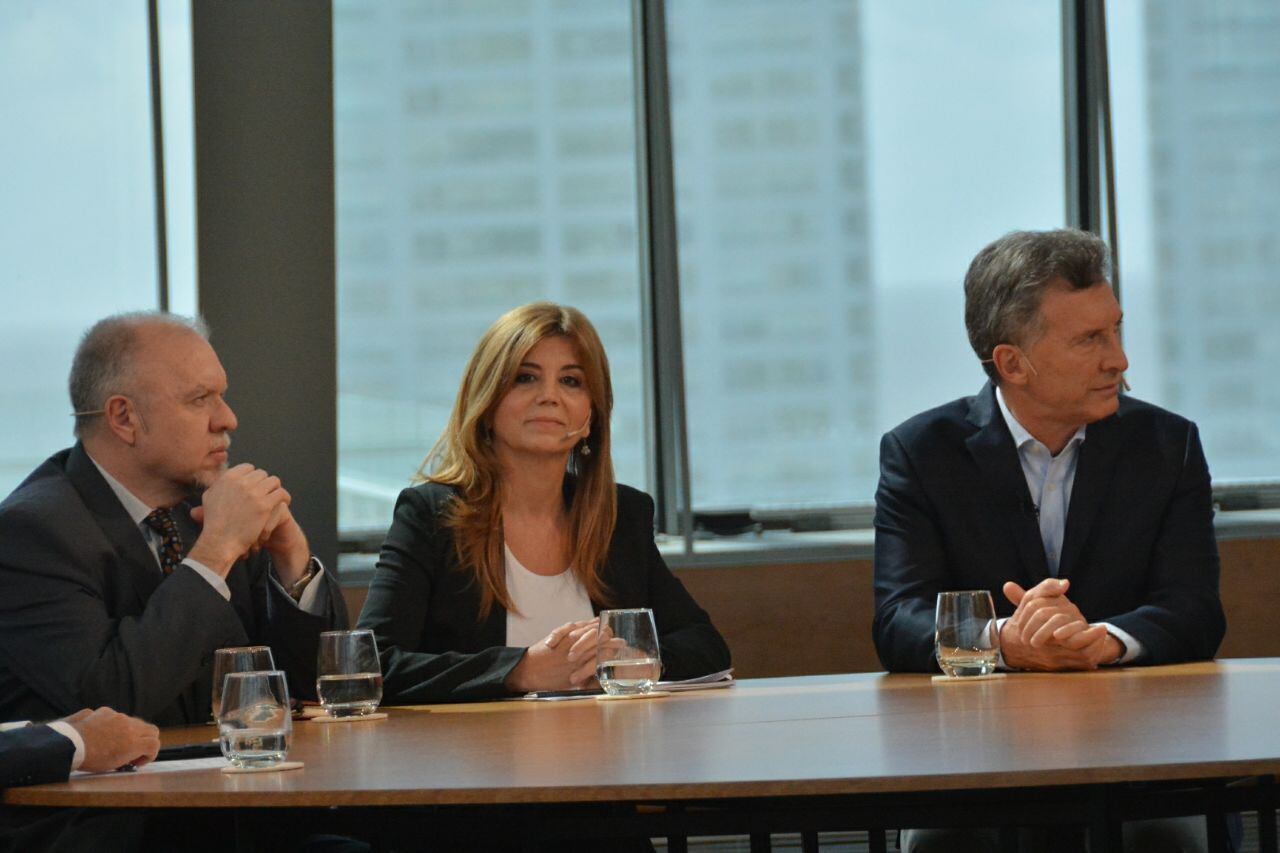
[286,558,319,601]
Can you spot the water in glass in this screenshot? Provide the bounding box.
[316,629,383,716]
[217,670,292,768]
[596,609,661,696]
[935,590,1000,677]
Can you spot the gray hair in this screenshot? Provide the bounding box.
[964,228,1111,383]
[69,312,210,438]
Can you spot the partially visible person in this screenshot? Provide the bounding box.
[360,302,730,703]
[1,707,159,852]
[1,707,159,786]
[0,313,348,728]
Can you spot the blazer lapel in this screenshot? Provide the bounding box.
[1058,412,1123,580]
[963,384,1051,585]
[64,443,163,607]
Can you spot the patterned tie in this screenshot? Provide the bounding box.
[142,508,184,575]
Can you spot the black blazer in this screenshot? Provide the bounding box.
[358,482,731,703]
[0,444,348,727]
[0,725,73,788]
[872,383,1225,672]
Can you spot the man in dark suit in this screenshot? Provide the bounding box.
[0,312,348,727]
[874,229,1228,851]
[2,707,159,852]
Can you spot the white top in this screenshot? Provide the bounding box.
[504,544,594,648]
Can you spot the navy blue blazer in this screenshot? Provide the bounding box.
[0,443,348,726]
[872,383,1225,672]
[0,725,73,789]
[358,481,731,703]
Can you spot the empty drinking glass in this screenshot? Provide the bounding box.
[315,629,383,717]
[211,645,275,722]
[217,670,292,768]
[595,609,662,696]
[935,590,1000,677]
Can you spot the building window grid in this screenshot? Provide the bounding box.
[332,0,1280,550]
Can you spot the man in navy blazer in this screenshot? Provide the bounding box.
[874,228,1225,674]
[876,229,1229,851]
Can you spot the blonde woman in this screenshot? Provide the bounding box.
[358,302,730,703]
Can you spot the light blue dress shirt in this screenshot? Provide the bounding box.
[995,388,1142,664]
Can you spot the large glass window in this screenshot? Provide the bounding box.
[666,0,1065,510]
[334,0,646,533]
[0,2,164,495]
[1108,1,1280,483]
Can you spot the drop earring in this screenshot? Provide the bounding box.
[579,439,591,457]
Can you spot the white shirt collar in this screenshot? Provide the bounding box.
[86,454,156,525]
[994,385,1087,454]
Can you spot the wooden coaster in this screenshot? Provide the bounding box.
[221,760,304,774]
[931,673,1006,684]
[595,691,671,701]
[309,712,388,724]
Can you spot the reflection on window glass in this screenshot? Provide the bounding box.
[334,1,644,532]
[0,2,159,496]
[667,0,1064,509]
[1109,1,1280,482]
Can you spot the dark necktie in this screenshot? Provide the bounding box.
[143,508,184,575]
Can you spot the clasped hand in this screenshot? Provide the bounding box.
[505,618,602,693]
[186,463,310,582]
[999,578,1120,671]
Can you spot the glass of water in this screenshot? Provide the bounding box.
[935,590,1000,677]
[211,645,275,722]
[596,609,662,696]
[316,629,383,717]
[217,670,292,768]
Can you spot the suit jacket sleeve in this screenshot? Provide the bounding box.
[618,489,731,681]
[357,488,525,704]
[0,503,251,721]
[244,554,349,702]
[871,429,949,673]
[0,725,75,788]
[1104,423,1225,663]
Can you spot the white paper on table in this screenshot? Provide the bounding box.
[657,668,735,692]
[72,757,227,777]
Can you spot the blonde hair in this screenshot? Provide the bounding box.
[418,302,617,619]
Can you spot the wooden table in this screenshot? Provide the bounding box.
[7,660,1280,850]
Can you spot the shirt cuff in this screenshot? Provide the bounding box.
[182,557,232,601]
[1097,622,1144,664]
[269,559,329,615]
[46,721,86,771]
[994,617,1012,670]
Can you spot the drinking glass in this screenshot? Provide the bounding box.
[211,645,275,722]
[315,629,383,717]
[217,670,292,768]
[595,609,662,696]
[935,590,1000,677]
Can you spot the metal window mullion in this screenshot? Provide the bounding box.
[146,0,170,311]
[1061,0,1101,236]
[1095,0,1121,301]
[632,0,693,551]
[1061,0,1121,301]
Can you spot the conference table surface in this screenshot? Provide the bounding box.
[7,659,1280,810]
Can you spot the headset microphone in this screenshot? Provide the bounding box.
[564,415,592,439]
